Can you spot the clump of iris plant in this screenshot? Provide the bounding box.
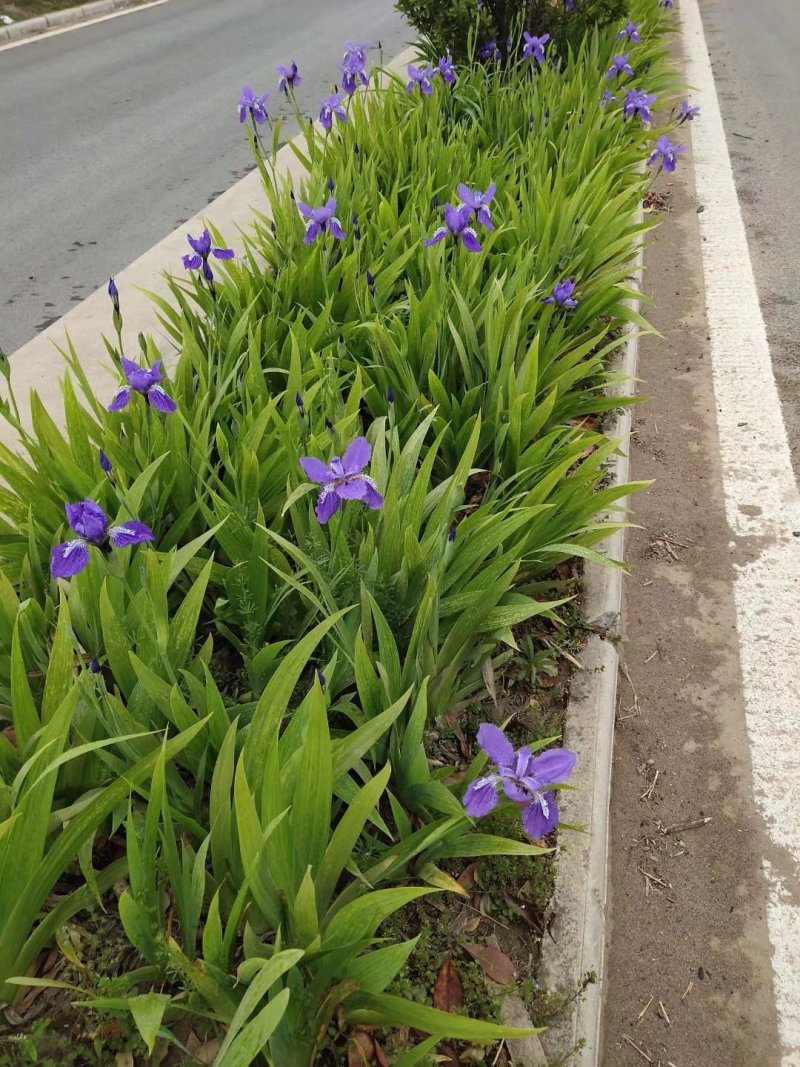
[618,20,641,42]
[238,86,270,124]
[457,183,496,230]
[606,53,634,79]
[463,724,577,839]
[319,93,347,131]
[425,203,483,253]
[438,55,457,84]
[108,358,178,414]
[648,135,686,174]
[544,279,579,309]
[182,229,234,297]
[297,196,346,244]
[623,88,656,125]
[406,63,437,96]
[299,436,384,524]
[522,32,550,66]
[51,501,154,579]
[677,100,701,124]
[278,61,302,95]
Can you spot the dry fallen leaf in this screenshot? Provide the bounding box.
[433,956,465,1013]
[373,1039,390,1067]
[463,942,517,986]
[458,861,480,891]
[348,1030,375,1066]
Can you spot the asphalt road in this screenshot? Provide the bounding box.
[697,0,800,476]
[0,0,408,353]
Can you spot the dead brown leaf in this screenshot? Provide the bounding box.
[348,1031,375,1066]
[433,956,465,1013]
[463,942,517,985]
[185,1032,221,1064]
[373,1039,390,1067]
[458,862,480,891]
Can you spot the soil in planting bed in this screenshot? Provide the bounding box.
[0,581,594,1067]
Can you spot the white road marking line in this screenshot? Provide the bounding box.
[0,0,167,52]
[680,0,800,1062]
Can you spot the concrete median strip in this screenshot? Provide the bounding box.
[4,38,641,1064]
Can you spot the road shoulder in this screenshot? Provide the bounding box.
[599,118,782,1065]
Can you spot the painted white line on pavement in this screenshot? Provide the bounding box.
[0,0,167,53]
[680,0,800,1062]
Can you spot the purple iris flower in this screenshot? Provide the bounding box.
[623,88,657,125]
[108,277,119,313]
[90,657,102,674]
[343,41,369,65]
[522,32,550,66]
[677,100,701,124]
[648,135,686,173]
[463,724,577,839]
[108,358,177,414]
[51,500,154,580]
[182,229,235,289]
[602,90,618,108]
[438,55,457,84]
[618,20,641,42]
[239,86,270,124]
[606,53,634,79]
[659,0,674,8]
[299,436,384,524]
[544,279,579,309]
[480,39,502,62]
[99,449,112,474]
[457,183,496,230]
[424,203,483,253]
[406,63,437,96]
[277,61,302,94]
[296,196,346,244]
[320,93,347,131]
[340,52,369,96]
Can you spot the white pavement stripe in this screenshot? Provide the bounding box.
[680,0,800,1062]
[0,0,167,52]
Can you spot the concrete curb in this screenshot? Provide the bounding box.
[0,0,155,43]
[536,234,645,1066]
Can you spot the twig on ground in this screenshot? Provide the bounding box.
[618,663,641,720]
[542,636,584,670]
[636,995,654,1025]
[644,648,659,663]
[640,769,659,802]
[638,867,672,896]
[623,1035,654,1062]
[681,980,693,1001]
[662,817,712,835]
[491,1040,507,1066]
[659,1000,671,1025]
